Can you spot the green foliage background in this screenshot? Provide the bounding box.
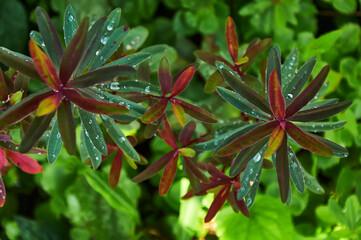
[1,0,361,239]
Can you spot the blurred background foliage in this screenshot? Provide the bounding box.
[1,0,361,239]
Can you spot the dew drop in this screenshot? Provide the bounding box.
[246,198,252,205]
[95,135,99,140]
[144,86,151,93]
[52,154,56,158]
[249,180,254,186]
[101,36,109,45]
[57,133,60,139]
[107,24,113,31]
[253,153,261,162]
[68,15,74,21]
[110,82,120,90]
[95,50,100,56]
[249,168,254,174]
[88,120,92,124]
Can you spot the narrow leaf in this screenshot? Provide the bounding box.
[109,149,123,189]
[158,57,172,96]
[5,149,43,174]
[102,52,151,68]
[171,102,186,126]
[205,70,224,93]
[9,91,23,106]
[141,99,168,124]
[264,126,285,158]
[178,148,195,157]
[265,45,281,97]
[288,146,305,193]
[82,128,102,169]
[296,120,347,132]
[226,17,239,62]
[36,94,62,116]
[183,157,209,183]
[303,169,324,194]
[158,116,177,149]
[179,101,217,124]
[63,5,78,45]
[171,66,195,97]
[268,69,285,120]
[47,121,62,164]
[194,50,232,67]
[57,100,76,155]
[301,98,338,110]
[179,121,196,146]
[286,121,333,156]
[205,185,231,223]
[281,47,299,89]
[159,154,179,196]
[97,80,160,95]
[242,38,272,72]
[0,69,8,101]
[0,177,5,207]
[310,133,349,158]
[275,134,289,203]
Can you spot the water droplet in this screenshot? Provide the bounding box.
[89,120,92,124]
[119,137,126,143]
[107,24,113,31]
[144,86,151,93]
[57,133,60,139]
[95,50,100,56]
[95,135,99,140]
[68,15,74,21]
[249,168,254,174]
[41,42,45,47]
[240,187,245,192]
[253,153,261,162]
[95,156,99,161]
[249,180,254,186]
[101,36,109,45]
[343,153,348,157]
[110,82,120,90]
[291,162,297,169]
[52,154,56,158]
[30,32,36,38]
[246,198,252,205]
[287,93,293,100]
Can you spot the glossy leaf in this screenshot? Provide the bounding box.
[171,102,186,126]
[275,134,289,203]
[205,70,224,94]
[47,121,62,164]
[179,121,196,146]
[19,112,54,153]
[230,137,269,177]
[29,31,47,53]
[296,121,347,132]
[59,17,89,85]
[0,89,52,130]
[226,17,239,62]
[289,101,352,122]
[68,65,135,88]
[286,65,330,118]
[179,101,217,124]
[242,38,272,72]
[35,7,63,67]
[264,126,285,158]
[36,94,61,116]
[102,8,121,37]
[4,149,43,174]
[57,100,76,155]
[78,108,107,155]
[205,185,231,223]
[0,177,5,207]
[132,149,178,183]
[0,47,41,82]
[64,89,129,115]
[218,63,272,115]
[194,50,232,67]
[97,80,160,95]
[29,39,60,89]
[286,122,333,156]
[101,115,140,161]
[268,69,285,120]
[216,121,278,156]
[216,87,270,120]
[109,149,123,189]
[288,147,305,193]
[82,128,102,169]
[171,66,195,97]
[303,169,324,194]
[158,57,172,96]
[63,5,78,45]
[281,47,298,89]
[141,99,168,124]
[159,154,179,196]
[123,26,148,50]
[301,98,338,111]
[103,52,151,68]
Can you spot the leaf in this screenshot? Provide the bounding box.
[283,57,316,102]
[140,44,177,72]
[82,128,102,169]
[68,65,135,88]
[183,157,209,183]
[0,69,8,101]
[0,47,41,82]
[132,150,178,183]
[9,91,23,106]
[4,149,43,174]
[286,122,333,157]
[205,185,231,223]
[101,115,140,162]
[275,134,289,203]
[205,70,224,93]
[178,148,195,157]
[59,17,89,85]
[29,39,60,89]
[122,26,149,50]
[266,45,281,96]
[264,126,285,158]
[63,5,78,46]
[286,65,330,118]
[57,100,76,155]
[171,66,195,97]
[159,154,179,196]
[300,98,338,111]
[109,149,123,189]
[288,147,305,193]
[268,69,285,120]
[242,38,272,72]
[47,121,62,164]
[158,57,172,96]
[303,169,324,194]
[157,117,177,150]
[63,89,129,115]
[136,60,150,82]
[230,137,268,177]
[35,7,63,68]
[226,17,239,62]
[296,121,347,132]
[102,8,121,37]
[0,177,5,207]
[78,108,107,155]
[36,94,62,116]
[178,121,196,146]
[171,102,186,126]
[141,99,168,124]
[30,31,47,53]
[216,121,278,156]
[310,133,349,158]
[0,89,52,130]
[179,101,217,124]
[19,112,54,153]
[218,63,272,115]
[97,80,160,95]
[194,50,232,67]
[216,87,270,120]
[289,101,352,122]
[281,47,298,89]
[333,0,356,14]
[102,52,151,68]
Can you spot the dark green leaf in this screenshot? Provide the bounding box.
[98,80,160,95]
[296,121,347,132]
[57,100,76,155]
[47,120,62,164]
[303,169,324,194]
[288,146,304,193]
[63,5,78,46]
[102,53,151,68]
[82,128,102,169]
[281,47,298,89]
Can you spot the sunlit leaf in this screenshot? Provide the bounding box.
[9,91,23,106]
[205,70,224,93]
[36,94,61,116]
[264,126,284,158]
[171,102,186,126]
[159,154,179,196]
[171,66,195,97]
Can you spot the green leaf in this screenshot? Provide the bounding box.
[101,115,140,162]
[78,108,107,155]
[102,52,151,68]
[312,133,349,158]
[303,169,325,194]
[281,47,298,89]
[140,44,178,72]
[82,128,102,169]
[204,70,224,93]
[288,147,305,193]
[63,5,78,46]
[57,100,76,155]
[122,26,148,50]
[329,199,347,225]
[98,80,160,95]
[300,98,338,110]
[102,8,121,37]
[296,121,347,132]
[47,121,63,164]
[29,31,47,53]
[266,45,281,96]
[345,195,360,230]
[333,0,356,14]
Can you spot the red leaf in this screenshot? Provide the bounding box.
[0,177,5,207]
[141,99,168,124]
[286,65,330,118]
[158,117,177,149]
[63,89,129,115]
[264,125,285,158]
[158,57,172,96]
[226,17,239,62]
[194,50,233,68]
[206,164,229,180]
[217,121,278,156]
[171,102,186,126]
[60,17,89,85]
[109,149,123,189]
[268,69,285,120]
[159,153,179,196]
[183,157,209,183]
[242,38,272,71]
[205,185,231,222]
[234,190,250,217]
[179,101,217,124]
[0,149,11,175]
[275,134,289,203]
[132,149,178,183]
[0,69,8,101]
[4,149,43,174]
[170,66,195,97]
[286,121,333,156]
[29,39,60,89]
[36,94,61,116]
[178,121,196,146]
